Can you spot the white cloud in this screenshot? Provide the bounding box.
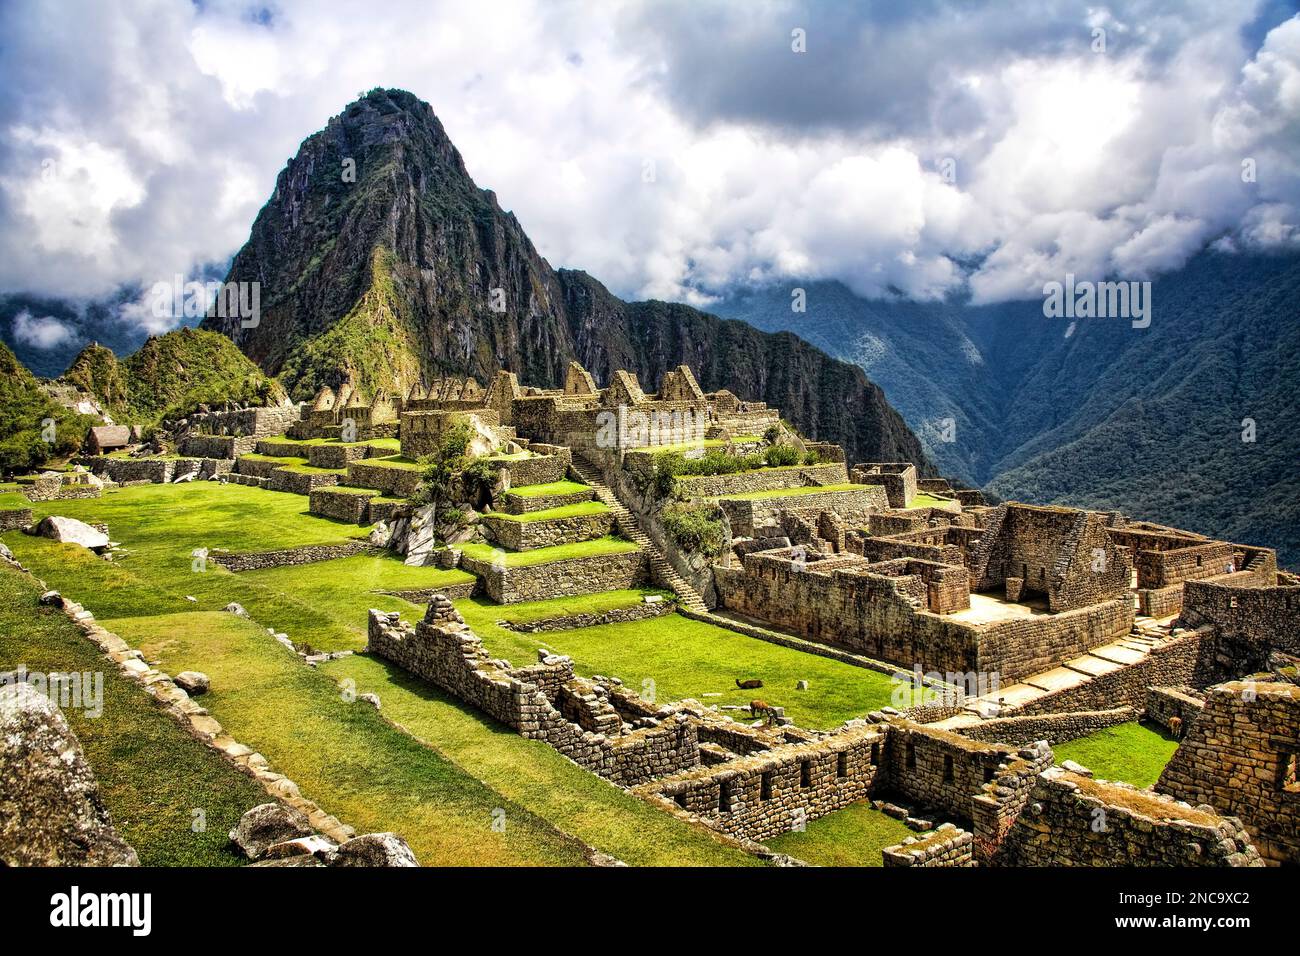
[11,310,75,349]
[0,0,1296,322]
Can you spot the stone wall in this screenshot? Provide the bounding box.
[883,824,974,867]
[460,548,647,603]
[952,707,1139,746]
[848,462,917,508]
[178,434,252,459]
[1181,579,1300,680]
[79,456,173,484]
[268,468,342,495]
[1145,686,1204,733]
[481,509,613,551]
[640,722,888,843]
[1156,681,1300,865]
[211,540,374,572]
[495,448,570,488]
[308,488,374,524]
[883,724,1018,822]
[0,508,32,531]
[499,487,594,514]
[715,549,1134,684]
[718,486,888,537]
[366,603,699,787]
[1134,540,1236,589]
[675,462,849,500]
[499,598,674,633]
[345,462,421,498]
[993,768,1262,867]
[182,404,303,442]
[969,504,1131,612]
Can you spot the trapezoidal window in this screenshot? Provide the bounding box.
[838,751,850,777]
[905,742,916,769]
[760,771,773,801]
[674,792,688,809]
[942,754,954,783]
[719,780,732,813]
[1281,753,1300,794]
[800,760,812,789]
[869,742,879,767]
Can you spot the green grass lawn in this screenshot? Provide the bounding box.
[457,602,917,729]
[487,501,609,523]
[111,610,590,866]
[508,480,590,498]
[278,463,348,475]
[0,490,31,510]
[720,483,861,501]
[321,653,757,866]
[0,563,268,865]
[261,435,401,452]
[237,453,307,466]
[909,492,955,509]
[0,483,762,865]
[1050,721,1180,788]
[766,801,916,866]
[359,455,420,470]
[460,535,639,567]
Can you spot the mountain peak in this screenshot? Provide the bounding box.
[202,93,931,469]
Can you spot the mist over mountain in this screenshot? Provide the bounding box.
[712,251,1300,566]
[200,88,928,469]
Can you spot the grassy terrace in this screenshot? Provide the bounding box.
[112,610,590,866]
[909,492,955,509]
[262,435,402,452]
[356,454,420,470]
[766,801,916,866]
[1051,721,1179,788]
[0,563,268,865]
[459,535,638,567]
[277,463,348,475]
[0,489,30,510]
[1,483,755,865]
[458,597,919,729]
[508,480,590,498]
[238,453,307,466]
[487,501,609,523]
[719,482,861,501]
[633,435,765,454]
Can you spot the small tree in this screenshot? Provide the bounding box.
[411,420,497,509]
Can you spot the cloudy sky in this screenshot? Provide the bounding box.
[2,0,1299,352]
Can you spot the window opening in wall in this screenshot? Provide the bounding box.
[983,765,995,784]
[719,780,732,812]
[943,754,954,783]
[800,760,811,788]
[1281,753,1300,794]
[869,743,879,767]
[905,742,916,769]
[760,771,773,801]
[839,751,850,777]
[674,792,687,809]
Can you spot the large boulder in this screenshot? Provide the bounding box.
[229,802,314,860]
[34,516,110,551]
[0,681,139,866]
[330,832,419,867]
[403,505,439,567]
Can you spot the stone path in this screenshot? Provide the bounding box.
[929,618,1180,730]
[569,455,708,613]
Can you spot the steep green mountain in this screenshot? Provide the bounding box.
[201,88,928,470]
[0,341,93,473]
[64,328,284,426]
[712,252,1300,566]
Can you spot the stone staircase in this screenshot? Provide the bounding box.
[569,454,708,613]
[929,618,1183,730]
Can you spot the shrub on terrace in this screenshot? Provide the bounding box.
[764,444,801,467]
[661,502,729,557]
[412,421,497,508]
